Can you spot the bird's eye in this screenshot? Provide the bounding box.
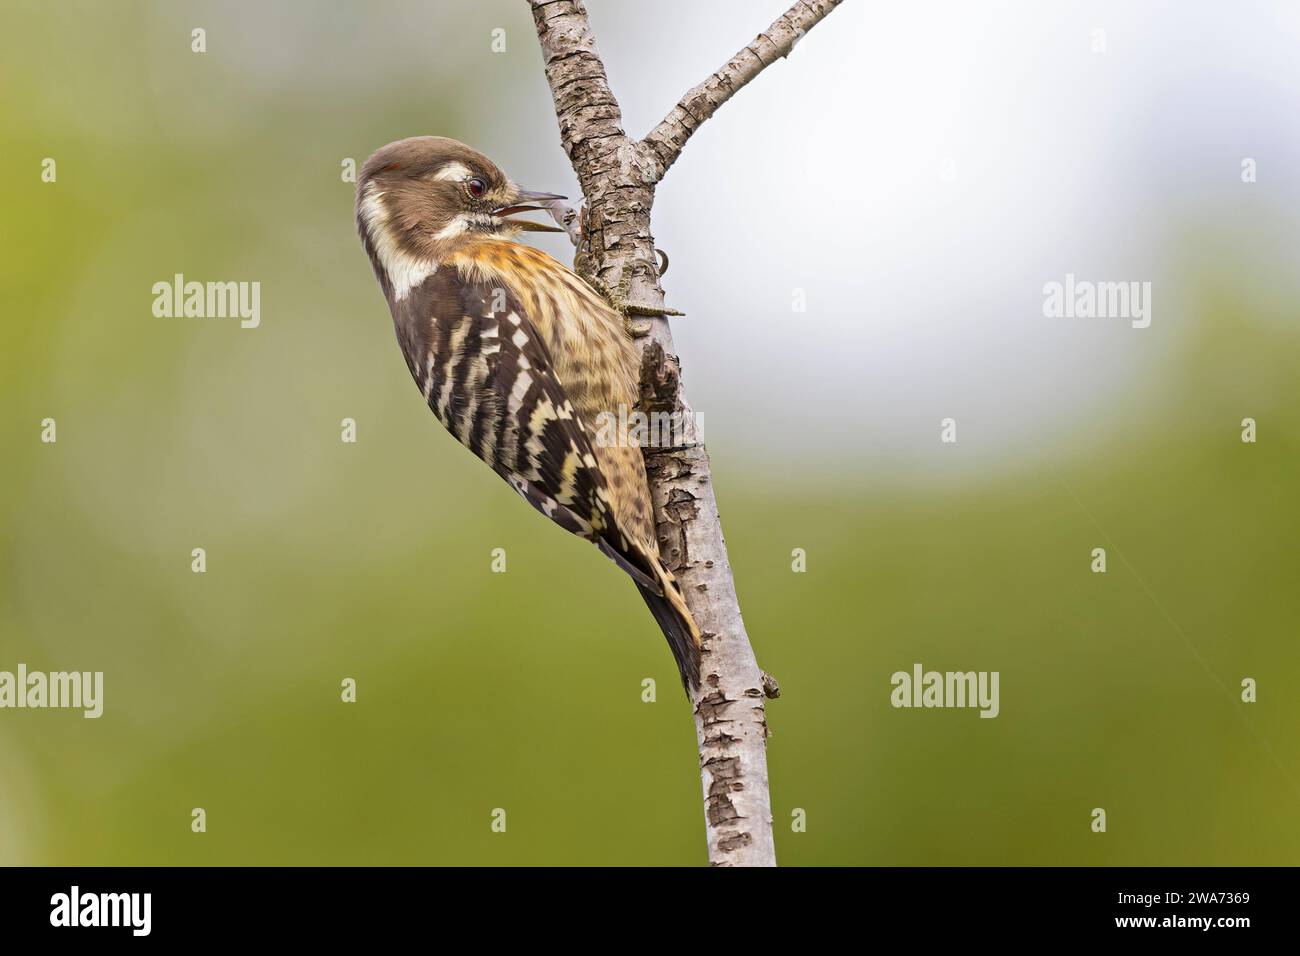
[466,177,487,199]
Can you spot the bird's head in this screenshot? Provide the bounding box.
[356,136,566,267]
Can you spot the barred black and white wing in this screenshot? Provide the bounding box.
[393,270,658,590]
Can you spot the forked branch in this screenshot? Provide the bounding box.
[527,0,844,866]
[640,0,843,182]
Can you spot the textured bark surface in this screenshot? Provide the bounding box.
[527,0,842,867]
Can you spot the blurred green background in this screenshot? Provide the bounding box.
[2,1,1297,865]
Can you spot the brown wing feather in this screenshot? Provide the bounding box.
[394,268,661,590]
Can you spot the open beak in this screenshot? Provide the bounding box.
[493,188,568,233]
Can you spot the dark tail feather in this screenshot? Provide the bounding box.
[637,582,702,693]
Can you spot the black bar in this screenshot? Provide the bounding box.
[0,867,1286,941]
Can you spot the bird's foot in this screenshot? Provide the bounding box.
[587,258,684,334]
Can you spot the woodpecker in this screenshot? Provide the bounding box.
[355,136,702,690]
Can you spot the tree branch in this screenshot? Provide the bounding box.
[528,0,843,866]
[640,0,843,182]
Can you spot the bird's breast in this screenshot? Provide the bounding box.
[449,240,640,423]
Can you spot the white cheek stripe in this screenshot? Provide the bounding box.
[433,212,497,242]
[433,216,469,242]
[359,187,436,301]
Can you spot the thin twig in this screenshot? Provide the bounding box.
[640,0,844,183]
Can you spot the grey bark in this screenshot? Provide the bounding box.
[527,0,843,867]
